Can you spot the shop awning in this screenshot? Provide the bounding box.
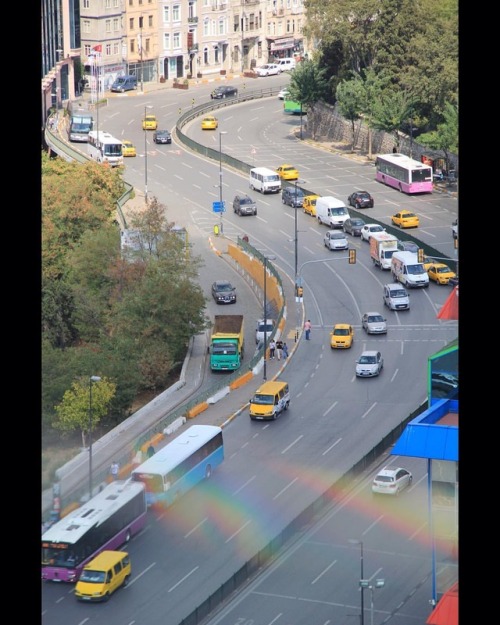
[268,36,295,51]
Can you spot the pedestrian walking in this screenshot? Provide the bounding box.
[304,320,312,340]
[275,339,283,360]
[282,342,289,359]
[269,339,276,359]
[110,460,119,480]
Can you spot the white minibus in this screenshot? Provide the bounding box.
[249,167,281,194]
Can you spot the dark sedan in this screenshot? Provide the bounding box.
[153,129,172,144]
[343,217,365,236]
[347,190,374,209]
[211,85,238,99]
[211,280,237,304]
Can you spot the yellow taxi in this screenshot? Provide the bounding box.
[391,209,419,228]
[142,114,158,130]
[276,164,299,180]
[303,194,319,216]
[427,263,457,285]
[201,115,218,130]
[122,140,137,157]
[330,323,354,349]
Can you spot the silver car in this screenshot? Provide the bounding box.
[361,312,387,334]
[355,350,383,377]
[324,230,348,250]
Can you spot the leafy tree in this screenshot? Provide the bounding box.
[371,90,416,151]
[335,77,366,150]
[53,376,117,446]
[417,102,458,173]
[287,58,330,139]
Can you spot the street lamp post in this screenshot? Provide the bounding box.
[88,375,101,500]
[144,105,153,204]
[349,539,365,625]
[218,130,228,234]
[263,255,276,381]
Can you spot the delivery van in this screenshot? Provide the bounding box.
[249,167,282,194]
[315,196,350,228]
[249,381,290,420]
[110,75,137,92]
[74,551,131,602]
[391,251,429,288]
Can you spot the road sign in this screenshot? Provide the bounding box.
[213,201,226,213]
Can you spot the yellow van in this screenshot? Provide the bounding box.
[74,551,131,602]
[249,381,290,420]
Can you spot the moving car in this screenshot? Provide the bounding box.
[153,129,172,144]
[121,140,136,157]
[211,280,237,304]
[255,63,281,76]
[391,209,420,229]
[427,263,457,285]
[360,223,385,242]
[276,164,299,180]
[383,283,410,310]
[324,230,348,250]
[355,350,383,377]
[278,88,290,100]
[142,114,158,130]
[330,323,354,349]
[233,194,257,216]
[255,318,275,344]
[347,190,374,209]
[211,85,238,99]
[282,186,304,207]
[397,240,420,253]
[201,115,218,130]
[303,194,319,216]
[361,312,387,334]
[372,467,412,496]
[343,217,365,236]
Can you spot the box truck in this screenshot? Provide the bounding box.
[369,232,399,269]
[210,315,244,371]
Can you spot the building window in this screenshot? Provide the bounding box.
[105,20,111,33]
[114,0,119,6]
[129,18,134,29]
[286,19,291,33]
[203,19,209,37]
[148,15,153,27]
[83,20,91,33]
[128,0,133,5]
[163,6,169,22]
[214,45,219,62]
[106,43,111,56]
[83,0,89,8]
[218,19,224,35]
[105,0,110,7]
[189,2,195,19]
[173,32,180,48]
[130,39,135,53]
[163,33,170,50]
[113,18,119,31]
[204,47,209,64]
[84,44,91,56]
[172,4,180,21]
[146,38,150,53]
[113,42,119,55]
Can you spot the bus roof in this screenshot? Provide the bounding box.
[41,480,145,546]
[88,130,122,144]
[376,153,431,170]
[132,425,222,478]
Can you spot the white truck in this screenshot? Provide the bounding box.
[369,232,399,269]
[391,251,429,288]
[315,196,350,228]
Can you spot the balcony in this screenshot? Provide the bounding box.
[211,2,227,9]
[188,16,199,23]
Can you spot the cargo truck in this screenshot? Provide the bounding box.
[210,315,244,371]
[369,232,399,269]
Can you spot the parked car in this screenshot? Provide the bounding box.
[330,323,354,349]
[427,263,457,285]
[211,85,238,99]
[343,217,365,236]
[233,194,257,216]
[282,186,304,207]
[372,466,412,495]
[201,115,218,130]
[347,190,374,209]
[303,194,319,216]
[360,223,385,242]
[391,209,420,229]
[142,114,158,130]
[397,240,420,253]
[255,63,281,76]
[211,280,237,304]
[122,140,137,157]
[355,350,384,377]
[276,164,299,180]
[361,312,387,335]
[324,230,349,250]
[153,129,172,144]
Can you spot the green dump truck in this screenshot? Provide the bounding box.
[210,315,244,371]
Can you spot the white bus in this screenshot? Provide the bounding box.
[87,130,123,167]
[131,425,224,507]
[249,167,281,194]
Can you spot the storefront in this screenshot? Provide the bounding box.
[268,36,303,61]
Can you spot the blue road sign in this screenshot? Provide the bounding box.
[213,201,226,213]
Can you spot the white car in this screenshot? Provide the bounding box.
[255,318,275,344]
[360,223,386,242]
[255,63,281,77]
[278,88,290,100]
[355,350,383,377]
[361,312,387,334]
[324,230,349,250]
[372,466,413,495]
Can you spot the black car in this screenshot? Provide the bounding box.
[211,85,238,99]
[282,186,305,208]
[211,280,237,304]
[343,217,365,236]
[153,129,172,144]
[347,190,374,209]
[233,194,257,216]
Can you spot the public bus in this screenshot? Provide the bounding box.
[374,153,433,194]
[131,424,224,507]
[283,99,307,115]
[68,113,93,142]
[87,130,123,167]
[41,480,147,582]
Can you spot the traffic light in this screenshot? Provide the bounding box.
[417,248,424,262]
[348,249,356,264]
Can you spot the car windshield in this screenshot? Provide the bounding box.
[359,355,376,364]
[352,219,364,226]
[371,226,383,231]
[392,290,407,298]
[407,264,425,274]
[437,266,451,274]
[252,394,274,405]
[375,475,394,483]
[368,315,384,322]
[332,233,345,239]
[217,284,233,292]
[331,208,346,215]
[258,323,273,332]
[240,198,252,205]
[334,328,349,335]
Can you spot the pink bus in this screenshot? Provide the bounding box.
[375,153,433,194]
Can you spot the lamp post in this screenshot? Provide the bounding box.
[88,375,101,500]
[359,579,385,625]
[349,539,365,625]
[263,255,276,381]
[139,16,144,92]
[218,130,227,234]
[144,105,153,204]
[241,14,245,72]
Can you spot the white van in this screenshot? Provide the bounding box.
[276,58,296,71]
[249,167,282,194]
[391,251,429,288]
[315,196,350,228]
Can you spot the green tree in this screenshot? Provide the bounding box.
[335,77,366,150]
[371,90,416,151]
[287,57,330,139]
[417,102,458,173]
[53,376,117,446]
